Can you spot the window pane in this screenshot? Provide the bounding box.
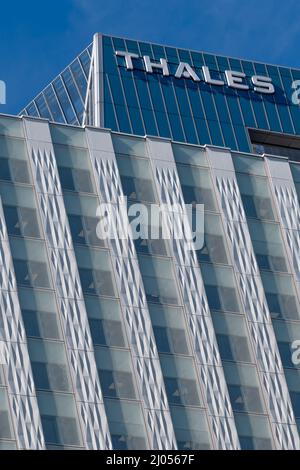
[85,297,126,348]
[237,174,275,221]
[235,413,273,450]
[201,264,241,313]
[248,220,287,272]
[18,288,61,340]
[138,255,180,305]
[0,389,13,439]
[171,406,211,450]
[213,312,252,363]
[37,392,82,446]
[224,363,265,414]
[95,349,136,400]
[149,304,190,355]
[160,355,201,406]
[105,399,148,450]
[177,164,217,211]
[116,155,157,203]
[261,272,300,320]
[29,340,71,392]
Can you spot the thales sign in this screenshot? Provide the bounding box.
[116,51,275,95]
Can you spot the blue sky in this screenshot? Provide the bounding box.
[1,0,300,115]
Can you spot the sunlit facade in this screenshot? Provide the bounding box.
[0,34,299,450]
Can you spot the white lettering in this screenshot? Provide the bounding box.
[175,62,200,81]
[115,50,139,70]
[115,51,276,96]
[251,75,275,94]
[202,66,224,86]
[225,70,249,90]
[143,55,169,76]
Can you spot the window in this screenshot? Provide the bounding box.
[261,272,300,320]
[248,220,287,272]
[68,214,105,247]
[78,268,115,296]
[51,125,87,147]
[18,289,61,340]
[138,255,180,305]
[75,246,116,297]
[213,312,252,363]
[0,116,24,138]
[237,174,275,221]
[285,370,300,417]
[197,214,228,264]
[29,340,71,392]
[95,349,136,400]
[58,166,93,193]
[0,137,30,184]
[232,154,266,176]
[0,157,30,184]
[160,355,201,407]
[0,389,13,440]
[171,406,211,450]
[116,154,157,203]
[105,399,148,450]
[13,259,50,288]
[54,143,93,193]
[149,305,189,355]
[3,205,40,238]
[273,321,300,369]
[224,363,264,414]
[85,297,126,348]
[10,239,51,289]
[37,392,81,446]
[64,193,105,247]
[177,164,217,211]
[201,264,241,313]
[172,144,208,167]
[0,442,17,450]
[235,414,273,450]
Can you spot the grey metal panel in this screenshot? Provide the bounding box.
[23,118,112,450]
[146,137,240,450]
[85,127,177,450]
[207,146,300,450]
[0,197,45,449]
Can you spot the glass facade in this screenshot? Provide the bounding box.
[22,34,300,155]
[0,114,300,449]
[5,33,300,450]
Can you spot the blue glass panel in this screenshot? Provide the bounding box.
[53,77,78,125]
[280,69,300,134]
[79,48,91,77]
[43,87,65,123]
[35,94,52,120]
[119,69,145,135]
[26,103,39,117]
[61,69,84,120]
[234,125,251,152]
[194,118,211,145]
[133,72,157,135]
[70,60,88,101]
[238,92,256,128]
[207,120,224,147]
[250,94,269,129]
